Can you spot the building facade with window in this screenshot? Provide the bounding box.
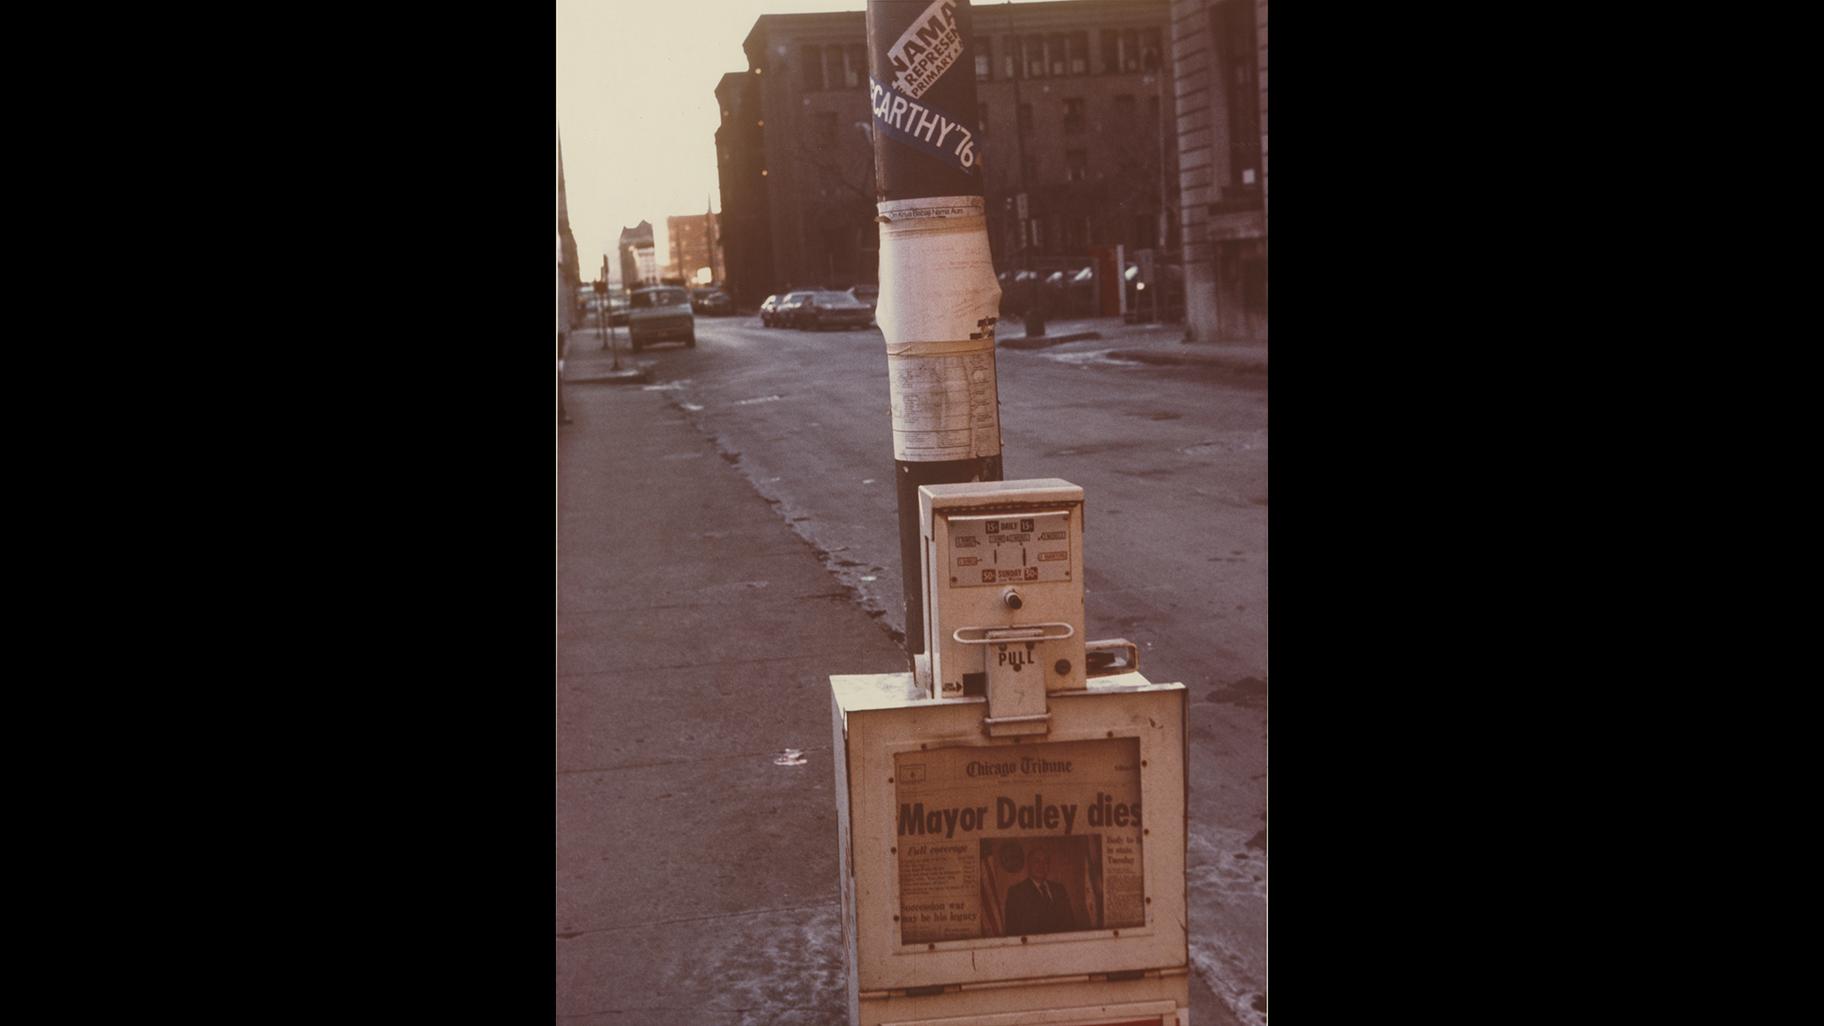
[1172,0,1266,341]
[667,208,723,286]
[714,0,1177,305]
[715,71,773,307]
[725,10,876,301]
[971,0,1177,285]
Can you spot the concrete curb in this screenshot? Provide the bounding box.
[1000,331,1103,349]
[1109,349,1268,375]
[569,366,654,385]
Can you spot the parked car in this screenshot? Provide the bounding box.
[797,290,876,330]
[848,284,879,312]
[627,286,695,351]
[608,295,631,326]
[759,294,783,326]
[691,288,733,316]
[772,291,817,328]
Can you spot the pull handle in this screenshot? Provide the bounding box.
[952,623,1076,644]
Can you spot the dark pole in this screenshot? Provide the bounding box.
[866,0,1004,673]
[1006,3,1043,337]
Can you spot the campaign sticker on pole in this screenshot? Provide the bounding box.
[869,78,979,179]
[868,0,984,202]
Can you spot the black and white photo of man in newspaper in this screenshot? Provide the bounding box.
[1002,843,1077,935]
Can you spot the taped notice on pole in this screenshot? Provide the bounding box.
[877,195,1003,462]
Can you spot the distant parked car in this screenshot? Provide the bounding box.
[627,286,695,351]
[773,291,817,328]
[691,288,733,316]
[848,284,879,312]
[608,295,631,326]
[797,290,875,330]
[759,294,783,326]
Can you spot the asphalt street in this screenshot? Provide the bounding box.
[561,313,1267,1025]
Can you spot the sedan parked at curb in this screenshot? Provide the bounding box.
[772,291,816,328]
[692,288,733,316]
[759,294,783,327]
[796,290,875,330]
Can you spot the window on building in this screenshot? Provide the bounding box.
[1025,34,1045,78]
[847,44,867,88]
[802,45,824,90]
[1120,29,1140,71]
[1069,31,1089,74]
[1217,1,1261,193]
[1142,29,1163,71]
[1101,29,1119,73]
[976,37,993,80]
[1018,102,1032,133]
[1133,212,1156,249]
[1003,35,1021,79]
[1066,148,1088,182]
[825,47,847,91]
[1063,97,1085,133]
[1048,34,1067,76]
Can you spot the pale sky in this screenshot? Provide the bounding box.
[556,0,1051,281]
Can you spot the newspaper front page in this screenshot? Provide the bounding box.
[894,737,1146,944]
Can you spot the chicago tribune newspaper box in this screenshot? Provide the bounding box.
[832,480,1190,1026]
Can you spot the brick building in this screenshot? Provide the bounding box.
[714,0,1178,308]
[666,208,724,286]
[715,71,773,307]
[1171,0,1266,340]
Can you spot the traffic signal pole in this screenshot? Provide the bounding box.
[866,0,1004,669]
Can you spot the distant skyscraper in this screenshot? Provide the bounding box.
[619,221,658,288]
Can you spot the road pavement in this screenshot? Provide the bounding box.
[558,313,1267,1025]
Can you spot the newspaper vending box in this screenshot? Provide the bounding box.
[832,480,1190,1026]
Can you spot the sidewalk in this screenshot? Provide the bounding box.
[556,375,908,1024]
[563,323,653,384]
[999,316,1268,377]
